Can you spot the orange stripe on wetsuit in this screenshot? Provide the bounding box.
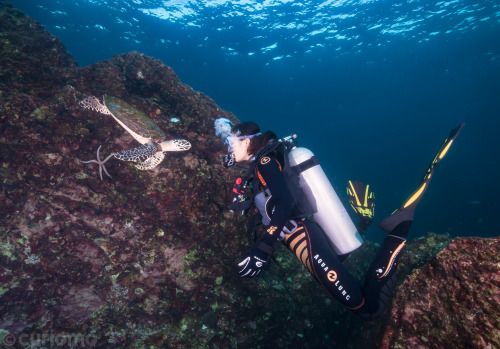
[257,156,282,188]
[284,222,366,311]
[254,153,294,248]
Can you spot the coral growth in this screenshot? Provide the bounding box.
[379,237,500,349]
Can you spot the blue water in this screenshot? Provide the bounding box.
[9,0,500,242]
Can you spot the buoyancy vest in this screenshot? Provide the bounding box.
[234,140,315,225]
[230,137,364,255]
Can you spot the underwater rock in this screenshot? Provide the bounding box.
[379,237,500,349]
[58,285,103,324]
[0,2,77,97]
[333,233,453,349]
[163,245,197,291]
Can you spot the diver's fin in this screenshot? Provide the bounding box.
[347,180,375,234]
[379,123,465,234]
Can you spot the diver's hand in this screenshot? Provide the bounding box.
[238,247,269,278]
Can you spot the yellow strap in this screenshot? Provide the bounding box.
[364,184,370,207]
[403,182,427,209]
[438,139,454,160]
[348,180,362,206]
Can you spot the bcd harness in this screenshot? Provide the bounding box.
[229,138,320,240]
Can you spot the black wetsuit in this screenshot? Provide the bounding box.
[253,152,408,320]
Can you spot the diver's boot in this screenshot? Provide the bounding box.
[347,180,375,236]
[379,123,465,238]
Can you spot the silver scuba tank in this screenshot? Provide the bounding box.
[288,147,363,255]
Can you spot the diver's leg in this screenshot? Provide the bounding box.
[356,125,465,319]
[355,164,429,319]
[355,229,408,319]
[283,220,367,311]
[358,124,465,318]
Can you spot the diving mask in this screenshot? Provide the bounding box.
[226,132,262,152]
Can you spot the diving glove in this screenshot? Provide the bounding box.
[238,245,270,278]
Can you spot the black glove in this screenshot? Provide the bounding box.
[238,246,270,278]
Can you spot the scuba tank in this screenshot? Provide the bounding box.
[288,147,363,255]
[214,116,363,255]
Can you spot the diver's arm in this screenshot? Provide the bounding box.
[256,155,294,248]
[238,156,294,278]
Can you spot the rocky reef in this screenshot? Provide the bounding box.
[379,237,500,349]
[0,2,498,348]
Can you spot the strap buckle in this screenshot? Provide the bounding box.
[279,220,299,241]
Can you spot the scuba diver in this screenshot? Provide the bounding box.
[215,119,464,319]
